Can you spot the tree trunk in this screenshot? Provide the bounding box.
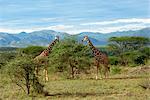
[71,65,74,79]
[26,73,30,94]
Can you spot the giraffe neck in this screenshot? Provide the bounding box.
[47,38,59,52]
[87,38,103,56]
[87,38,96,50]
[38,38,59,57]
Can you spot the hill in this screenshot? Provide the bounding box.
[0,28,149,47]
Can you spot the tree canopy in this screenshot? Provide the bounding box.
[48,38,92,78]
[109,36,150,53]
[108,36,150,66]
[20,46,45,57]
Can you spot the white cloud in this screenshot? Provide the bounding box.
[45,25,74,30]
[96,24,148,33]
[64,24,148,34]
[0,18,150,34]
[81,18,150,26]
[0,25,74,33]
[39,17,65,22]
[0,28,40,33]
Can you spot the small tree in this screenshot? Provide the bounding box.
[7,55,45,95]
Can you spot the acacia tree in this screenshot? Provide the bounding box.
[109,36,149,54]
[48,38,92,79]
[108,36,150,65]
[20,46,45,57]
[0,52,16,69]
[139,47,150,62]
[7,55,45,95]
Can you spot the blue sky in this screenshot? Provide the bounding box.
[0,0,150,34]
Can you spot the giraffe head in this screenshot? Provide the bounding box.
[82,36,89,42]
[55,36,59,42]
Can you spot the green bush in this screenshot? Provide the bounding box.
[134,55,146,65]
[0,52,17,69]
[122,51,147,66]
[111,66,121,74]
[6,55,45,95]
[109,56,120,65]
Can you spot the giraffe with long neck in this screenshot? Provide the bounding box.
[82,36,109,79]
[34,36,59,81]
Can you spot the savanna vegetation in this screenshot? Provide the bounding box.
[0,36,150,100]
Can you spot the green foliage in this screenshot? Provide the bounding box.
[109,56,120,65]
[109,36,149,44]
[139,47,150,60]
[122,51,147,66]
[20,46,45,57]
[111,66,121,74]
[134,55,146,65]
[109,36,150,54]
[108,36,150,66]
[48,38,92,78]
[6,55,45,95]
[0,52,17,69]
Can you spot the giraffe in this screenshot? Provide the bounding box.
[34,36,59,81]
[82,36,109,79]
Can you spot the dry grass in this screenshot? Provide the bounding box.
[0,66,150,100]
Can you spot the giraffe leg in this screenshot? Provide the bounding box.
[96,69,98,80]
[104,69,107,79]
[35,66,39,76]
[43,62,49,82]
[107,66,110,78]
[96,63,99,80]
[99,66,103,79]
[104,64,109,79]
[45,62,49,82]
[43,68,46,81]
[43,67,49,82]
[45,68,48,81]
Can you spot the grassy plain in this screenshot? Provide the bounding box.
[0,66,150,100]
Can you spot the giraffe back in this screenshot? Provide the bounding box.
[92,48,109,65]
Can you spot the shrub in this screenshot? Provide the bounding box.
[111,66,121,74]
[109,56,120,65]
[6,55,45,95]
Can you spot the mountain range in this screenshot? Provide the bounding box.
[0,28,149,47]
